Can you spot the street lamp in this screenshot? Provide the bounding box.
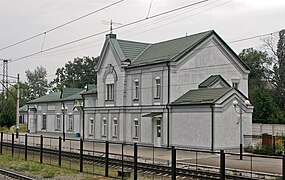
[233,99,251,160]
[61,104,68,142]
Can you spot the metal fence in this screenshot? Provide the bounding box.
[0,132,284,180]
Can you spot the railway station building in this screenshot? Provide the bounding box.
[27,30,253,150]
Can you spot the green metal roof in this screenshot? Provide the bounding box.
[199,75,230,88]
[61,90,84,101]
[19,105,28,112]
[27,91,61,104]
[61,88,83,98]
[81,84,97,95]
[115,39,150,61]
[171,87,233,105]
[109,30,249,70]
[130,30,213,66]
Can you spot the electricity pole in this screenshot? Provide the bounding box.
[16,74,20,138]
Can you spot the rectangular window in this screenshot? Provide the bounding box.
[134,81,139,99]
[102,118,107,136]
[106,84,114,100]
[68,114,73,131]
[133,119,139,138]
[155,78,161,98]
[56,114,61,130]
[113,118,118,137]
[90,118,94,135]
[42,114,47,130]
[157,119,161,137]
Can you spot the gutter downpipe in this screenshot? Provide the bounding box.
[167,62,171,147]
[210,104,214,152]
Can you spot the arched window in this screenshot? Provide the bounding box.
[133,118,139,138]
[113,118,118,137]
[106,74,114,101]
[134,79,139,100]
[89,117,94,135]
[155,76,161,98]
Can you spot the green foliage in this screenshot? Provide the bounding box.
[25,66,49,100]
[51,56,99,91]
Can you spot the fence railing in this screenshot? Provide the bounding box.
[0,132,284,179]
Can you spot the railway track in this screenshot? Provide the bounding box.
[0,142,280,180]
[0,168,34,180]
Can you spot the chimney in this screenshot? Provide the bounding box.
[106,33,116,39]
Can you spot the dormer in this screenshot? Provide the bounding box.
[198,75,230,89]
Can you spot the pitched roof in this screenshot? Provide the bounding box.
[109,30,249,70]
[171,87,233,105]
[81,84,97,95]
[199,75,230,88]
[61,90,84,101]
[115,39,150,61]
[27,91,61,104]
[61,88,83,98]
[131,30,213,66]
[19,105,28,112]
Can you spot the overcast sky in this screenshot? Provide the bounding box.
[0,0,284,82]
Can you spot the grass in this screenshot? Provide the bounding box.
[0,124,27,133]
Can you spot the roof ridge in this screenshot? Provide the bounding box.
[132,44,152,62]
[116,38,151,45]
[153,30,213,46]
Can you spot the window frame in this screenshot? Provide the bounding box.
[89,117,94,136]
[102,118,107,137]
[106,83,114,101]
[134,79,139,100]
[55,114,61,131]
[133,118,139,139]
[113,118,118,137]
[155,76,161,99]
[67,114,73,131]
[42,114,47,130]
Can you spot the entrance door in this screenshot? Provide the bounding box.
[153,117,161,147]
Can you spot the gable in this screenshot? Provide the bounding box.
[199,75,231,89]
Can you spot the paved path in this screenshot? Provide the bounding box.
[1,133,282,177]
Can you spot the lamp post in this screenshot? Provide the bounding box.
[61,104,68,142]
[233,99,251,160]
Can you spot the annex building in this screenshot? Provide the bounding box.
[26,30,253,150]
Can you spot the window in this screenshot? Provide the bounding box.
[134,80,139,100]
[42,114,47,130]
[156,119,161,137]
[89,118,94,135]
[113,118,118,137]
[133,118,139,138]
[68,114,73,131]
[233,82,239,89]
[56,114,61,131]
[102,118,107,136]
[155,77,161,98]
[105,74,115,101]
[106,84,114,100]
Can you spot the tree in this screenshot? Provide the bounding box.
[273,30,285,108]
[239,48,273,90]
[25,66,49,100]
[51,56,99,91]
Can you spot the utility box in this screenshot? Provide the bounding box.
[262,133,272,147]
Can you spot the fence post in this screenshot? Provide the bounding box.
[134,143,138,180]
[12,133,14,157]
[80,138,83,172]
[40,135,43,163]
[282,155,285,180]
[220,150,225,180]
[172,146,176,180]
[105,141,109,177]
[25,134,28,160]
[0,132,3,155]
[59,136,62,166]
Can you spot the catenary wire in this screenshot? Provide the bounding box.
[9,0,210,63]
[0,0,124,52]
